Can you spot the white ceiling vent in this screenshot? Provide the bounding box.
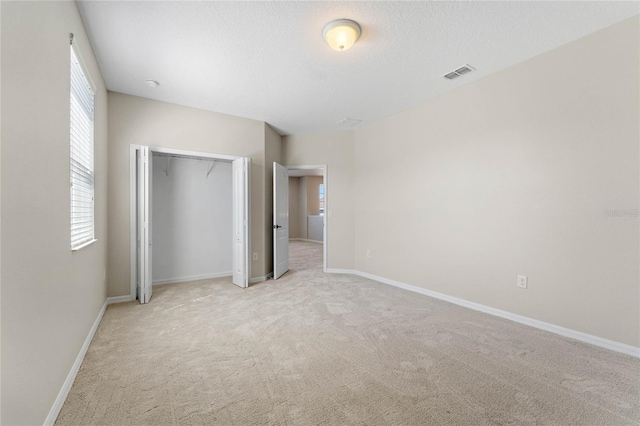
[443,64,475,80]
[337,117,362,127]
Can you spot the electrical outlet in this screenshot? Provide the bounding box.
[253,253,258,261]
[517,275,528,289]
[366,250,371,258]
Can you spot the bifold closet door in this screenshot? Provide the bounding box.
[232,157,249,288]
[137,146,153,303]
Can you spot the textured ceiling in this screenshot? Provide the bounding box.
[77,1,639,135]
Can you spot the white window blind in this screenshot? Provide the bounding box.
[70,45,95,250]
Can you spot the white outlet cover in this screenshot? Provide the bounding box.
[517,275,528,289]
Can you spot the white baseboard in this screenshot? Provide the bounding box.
[324,268,356,274]
[250,272,273,284]
[326,269,639,358]
[44,300,108,425]
[153,271,232,285]
[106,295,134,304]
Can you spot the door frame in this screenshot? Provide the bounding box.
[286,164,328,272]
[129,144,251,299]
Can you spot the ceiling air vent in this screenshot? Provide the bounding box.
[443,64,475,80]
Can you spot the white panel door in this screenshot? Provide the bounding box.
[273,162,289,279]
[232,157,249,288]
[137,146,153,303]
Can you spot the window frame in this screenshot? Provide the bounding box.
[319,183,325,215]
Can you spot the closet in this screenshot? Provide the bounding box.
[151,153,233,285]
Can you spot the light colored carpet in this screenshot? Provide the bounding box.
[57,241,639,425]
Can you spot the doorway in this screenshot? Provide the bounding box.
[130,145,250,303]
[272,163,327,279]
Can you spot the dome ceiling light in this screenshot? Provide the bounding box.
[322,19,361,52]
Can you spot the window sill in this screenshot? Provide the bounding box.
[71,239,98,252]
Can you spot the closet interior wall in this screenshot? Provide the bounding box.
[152,154,233,284]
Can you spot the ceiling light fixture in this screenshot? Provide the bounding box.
[146,80,160,87]
[322,19,361,52]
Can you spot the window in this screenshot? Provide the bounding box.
[319,183,325,215]
[70,45,95,250]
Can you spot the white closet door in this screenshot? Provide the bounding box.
[232,157,249,288]
[137,146,153,303]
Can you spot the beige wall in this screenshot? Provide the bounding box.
[1,2,109,424]
[107,93,269,296]
[288,177,303,239]
[283,131,355,269]
[264,124,282,274]
[287,175,323,239]
[306,176,323,215]
[299,176,308,238]
[353,17,639,347]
